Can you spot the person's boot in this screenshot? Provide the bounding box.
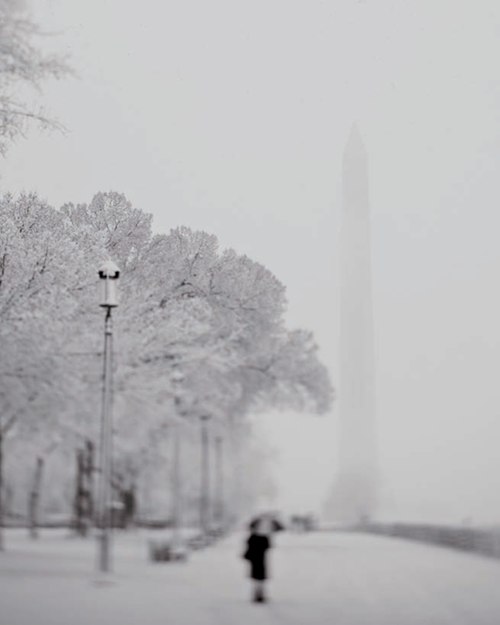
[253,586,265,603]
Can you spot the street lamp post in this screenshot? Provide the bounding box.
[171,421,181,543]
[171,369,185,550]
[228,420,243,527]
[200,415,211,534]
[214,435,224,529]
[97,259,120,574]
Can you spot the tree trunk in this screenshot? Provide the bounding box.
[83,439,94,535]
[0,430,4,551]
[28,457,44,539]
[73,449,85,536]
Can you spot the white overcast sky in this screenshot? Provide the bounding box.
[3,0,500,523]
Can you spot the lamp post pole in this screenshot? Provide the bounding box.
[171,369,185,550]
[98,306,113,572]
[214,435,224,529]
[200,415,210,534]
[171,421,181,544]
[0,430,4,551]
[97,260,120,575]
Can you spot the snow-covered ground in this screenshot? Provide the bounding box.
[1,528,500,624]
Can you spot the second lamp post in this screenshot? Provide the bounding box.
[200,415,211,534]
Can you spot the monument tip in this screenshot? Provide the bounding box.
[346,123,365,154]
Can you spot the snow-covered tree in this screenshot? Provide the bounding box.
[0,0,70,155]
[0,190,334,537]
[0,192,86,548]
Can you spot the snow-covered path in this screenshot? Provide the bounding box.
[1,528,500,624]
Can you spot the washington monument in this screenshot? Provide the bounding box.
[325,125,377,522]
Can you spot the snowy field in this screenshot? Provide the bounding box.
[1,528,500,624]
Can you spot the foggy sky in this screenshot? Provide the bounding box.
[2,0,500,523]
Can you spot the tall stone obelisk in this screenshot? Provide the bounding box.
[326,124,377,522]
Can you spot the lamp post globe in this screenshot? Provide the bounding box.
[98,259,120,308]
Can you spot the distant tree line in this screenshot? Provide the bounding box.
[0,191,333,546]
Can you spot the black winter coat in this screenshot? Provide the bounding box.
[244,533,270,580]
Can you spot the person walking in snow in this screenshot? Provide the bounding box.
[243,518,271,603]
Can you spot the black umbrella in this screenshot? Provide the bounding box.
[249,515,285,532]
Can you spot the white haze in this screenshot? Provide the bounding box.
[2,0,500,525]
